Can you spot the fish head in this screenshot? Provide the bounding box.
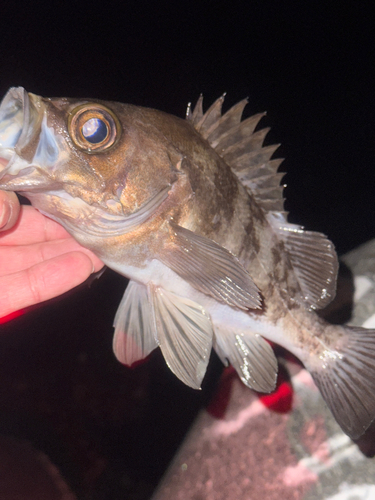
[0,87,185,239]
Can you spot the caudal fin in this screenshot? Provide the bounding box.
[307,326,375,440]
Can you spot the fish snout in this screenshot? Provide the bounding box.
[0,87,40,156]
[0,88,61,191]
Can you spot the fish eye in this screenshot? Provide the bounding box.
[68,104,121,153]
[82,117,108,144]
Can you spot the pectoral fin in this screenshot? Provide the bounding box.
[213,327,278,393]
[160,223,261,310]
[149,286,213,389]
[113,280,158,366]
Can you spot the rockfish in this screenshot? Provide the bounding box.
[0,87,374,439]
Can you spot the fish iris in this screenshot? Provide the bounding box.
[82,118,108,144]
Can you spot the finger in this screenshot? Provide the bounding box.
[0,251,99,318]
[0,205,70,245]
[0,237,104,276]
[0,191,21,231]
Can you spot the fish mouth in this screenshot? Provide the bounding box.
[0,165,60,192]
[0,87,57,191]
[0,87,40,160]
[0,86,42,166]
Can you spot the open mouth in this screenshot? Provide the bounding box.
[0,87,42,164]
[0,88,28,151]
[0,88,55,191]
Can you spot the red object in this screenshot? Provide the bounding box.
[207,363,294,418]
[259,366,293,414]
[0,309,25,325]
[207,366,237,419]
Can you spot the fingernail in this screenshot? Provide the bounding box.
[0,201,10,229]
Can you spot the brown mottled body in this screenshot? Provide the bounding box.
[1,88,375,439]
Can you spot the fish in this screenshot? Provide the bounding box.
[0,86,374,440]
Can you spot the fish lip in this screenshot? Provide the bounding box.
[0,156,9,170]
[0,87,28,151]
[0,164,59,192]
[0,87,42,160]
[0,88,57,191]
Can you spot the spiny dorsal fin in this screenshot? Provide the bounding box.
[194,94,226,134]
[205,98,249,146]
[187,95,285,214]
[187,94,204,125]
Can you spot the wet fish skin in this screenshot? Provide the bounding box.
[1,87,375,439]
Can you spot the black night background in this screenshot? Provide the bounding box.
[0,1,374,498]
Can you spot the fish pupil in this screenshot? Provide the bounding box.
[82,118,108,144]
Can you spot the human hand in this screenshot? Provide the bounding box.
[0,191,104,318]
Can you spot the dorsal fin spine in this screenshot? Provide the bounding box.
[188,95,284,214]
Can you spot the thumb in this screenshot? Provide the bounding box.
[0,191,21,231]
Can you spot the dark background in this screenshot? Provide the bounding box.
[0,1,374,498]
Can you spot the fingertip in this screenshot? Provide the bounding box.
[60,251,104,281]
[0,191,20,231]
[90,254,105,274]
[72,246,105,274]
[60,251,96,282]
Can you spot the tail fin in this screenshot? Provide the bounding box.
[307,326,375,440]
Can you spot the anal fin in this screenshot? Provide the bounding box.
[213,326,278,393]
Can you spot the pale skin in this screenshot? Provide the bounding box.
[0,190,104,318]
